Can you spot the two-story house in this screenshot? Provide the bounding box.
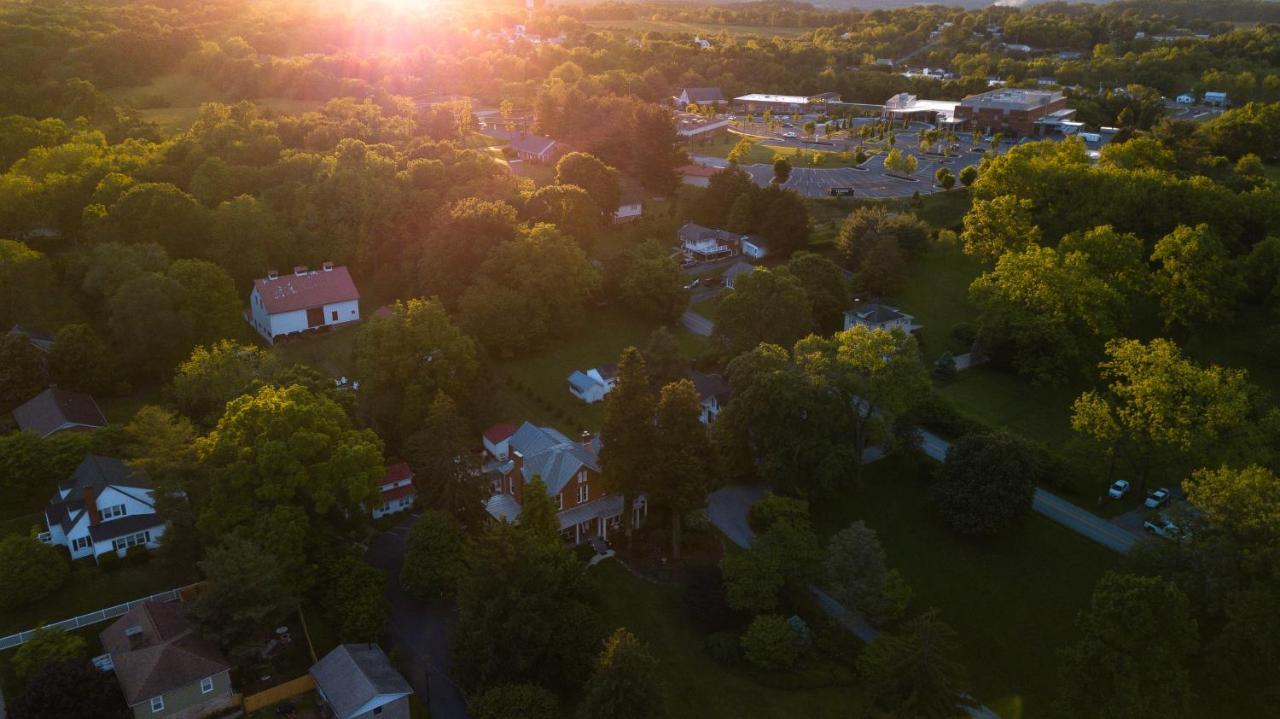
[43,454,167,563]
[247,263,360,344]
[687,369,731,425]
[481,422,646,545]
[100,601,234,719]
[371,462,417,519]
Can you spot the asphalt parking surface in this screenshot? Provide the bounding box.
[693,149,979,199]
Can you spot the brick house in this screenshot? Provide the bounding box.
[953,89,1071,138]
[481,422,646,544]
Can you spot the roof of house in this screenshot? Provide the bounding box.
[485,493,522,522]
[13,388,107,437]
[681,87,726,103]
[88,513,166,543]
[100,602,231,706]
[687,369,731,404]
[47,455,154,536]
[508,132,557,157]
[252,266,359,315]
[8,324,55,352]
[677,222,742,245]
[483,423,518,444]
[382,462,414,488]
[508,422,600,495]
[310,644,413,719]
[734,93,815,104]
[568,370,602,394]
[847,303,910,325]
[380,483,416,502]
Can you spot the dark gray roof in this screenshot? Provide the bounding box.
[8,324,55,352]
[47,455,153,535]
[677,222,742,245]
[681,87,726,103]
[848,303,908,324]
[508,422,601,495]
[88,513,166,542]
[13,387,107,437]
[311,644,413,719]
[687,369,731,404]
[508,132,557,157]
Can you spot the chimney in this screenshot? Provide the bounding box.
[84,486,101,526]
[511,451,524,504]
[267,269,279,280]
[322,261,334,272]
[293,265,307,277]
[580,430,592,450]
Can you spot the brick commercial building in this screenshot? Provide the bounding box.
[953,89,1072,138]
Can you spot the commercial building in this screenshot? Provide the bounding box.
[881,93,962,127]
[733,92,840,113]
[953,89,1072,138]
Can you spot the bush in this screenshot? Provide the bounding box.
[951,322,976,347]
[932,431,1042,535]
[748,493,809,534]
[703,630,743,666]
[0,535,70,610]
[741,614,805,671]
[125,545,150,566]
[12,629,87,685]
[905,394,984,441]
[97,550,122,572]
[933,352,957,382]
[469,683,560,719]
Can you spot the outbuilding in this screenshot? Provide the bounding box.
[248,263,360,344]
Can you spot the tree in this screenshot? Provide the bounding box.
[0,331,46,406]
[884,148,917,175]
[935,167,955,189]
[643,326,686,389]
[784,252,850,333]
[835,205,928,270]
[47,324,113,395]
[741,615,804,671]
[188,533,298,661]
[699,165,756,228]
[599,348,656,544]
[12,628,87,686]
[206,195,296,290]
[171,340,280,426]
[858,610,974,719]
[354,298,479,445]
[556,152,621,218]
[1150,224,1241,331]
[107,272,194,378]
[713,267,814,355]
[652,380,715,559]
[455,521,600,691]
[1058,225,1148,296]
[1072,339,1253,491]
[77,242,169,301]
[0,534,69,611]
[720,543,785,613]
[401,510,467,599]
[1057,573,1198,719]
[726,137,754,165]
[608,240,687,323]
[166,259,242,347]
[857,233,909,297]
[470,684,560,719]
[969,245,1125,383]
[932,432,1041,535]
[418,198,520,304]
[824,521,909,623]
[631,104,684,195]
[523,184,600,247]
[324,554,389,643]
[960,195,1042,262]
[577,628,664,719]
[722,516,821,612]
[772,156,792,184]
[0,239,56,327]
[958,165,978,187]
[402,392,488,528]
[8,660,130,719]
[755,186,812,257]
[88,182,209,258]
[196,384,385,587]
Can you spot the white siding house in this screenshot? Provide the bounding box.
[567,366,616,404]
[248,263,360,344]
[843,304,918,333]
[372,463,416,520]
[43,455,166,562]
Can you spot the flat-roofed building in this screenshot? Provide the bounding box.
[733,93,839,113]
[954,89,1070,138]
[882,93,962,127]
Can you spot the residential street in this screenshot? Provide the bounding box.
[1031,491,1140,553]
[366,517,472,719]
[680,309,714,336]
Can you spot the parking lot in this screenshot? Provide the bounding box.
[694,149,980,199]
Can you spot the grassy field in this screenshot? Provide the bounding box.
[593,560,862,719]
[105,70,325,131]
[891,244,982,358]
[0,560,199,636]
[272,325,361,378]
[585,18,816,38]
[809,455,1118,718]
[490,306,712,434]
[694,134,856,168]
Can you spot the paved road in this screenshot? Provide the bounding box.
[681,310,714,337]
[366,518,472,719]
[1032,490,1139,553]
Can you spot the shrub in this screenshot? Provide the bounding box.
[97,551,121,572]
[125,545,150,566]
[905,394,984,440]
[469,683,560,719]
[0,535,70,610]
[933,352,957,382]
[951,322,976,347]
[704,630,743,666]
[12,629,87,685]
[932,431,1042,535]
[748,493,809,534]
[741,614,805,671]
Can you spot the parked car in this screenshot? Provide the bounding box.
[702,275,722,288]
[1107,480,1131,499]
[1143,516,1188,541]
[1144,487,1172,509]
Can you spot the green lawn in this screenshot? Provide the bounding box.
[690,294,721,320]
[592,560,861,719]
[0,561,199,636]
[272,325,361,378]
[694,135,856,168]
[890,245,983,358]
[490,307,711,434]
[936,369,1083,450]
[96,382,165,425]
[104,70,326,131]
[810,455,1118,718]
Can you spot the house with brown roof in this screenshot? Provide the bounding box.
[248,263,360,344]
[100,601,234,719]
[13,386,107,438]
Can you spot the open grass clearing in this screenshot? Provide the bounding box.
[810,454,1118,718]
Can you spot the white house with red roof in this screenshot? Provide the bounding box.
[372,462,416,519]
[248,263,360,344]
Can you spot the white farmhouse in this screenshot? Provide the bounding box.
[568,365,617,404]
[248,263,360,344]
[371,462,417,520]
[42,455,167,563]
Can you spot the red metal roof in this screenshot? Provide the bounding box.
[381,483,416,501]
[483,423,517,443]
[382,462,413,487]
[253,266,360,315]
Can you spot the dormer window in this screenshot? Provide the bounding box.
[101,504,127,520]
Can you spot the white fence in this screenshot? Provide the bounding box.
[0,583,201,651]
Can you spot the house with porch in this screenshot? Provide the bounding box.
[481,422,646,544]
[100,601,234,719]
[678,223,753,263]
[248,263,360,344]
[42,454,167,562]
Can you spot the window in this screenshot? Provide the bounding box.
[101,504,127,520]
[200,676,214,694]
[554,494,563,510]
[72,536,92,551]
[150,696,164,713]
[578,483,589,503]
[112,531,151,553]
[331,310,338,321]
